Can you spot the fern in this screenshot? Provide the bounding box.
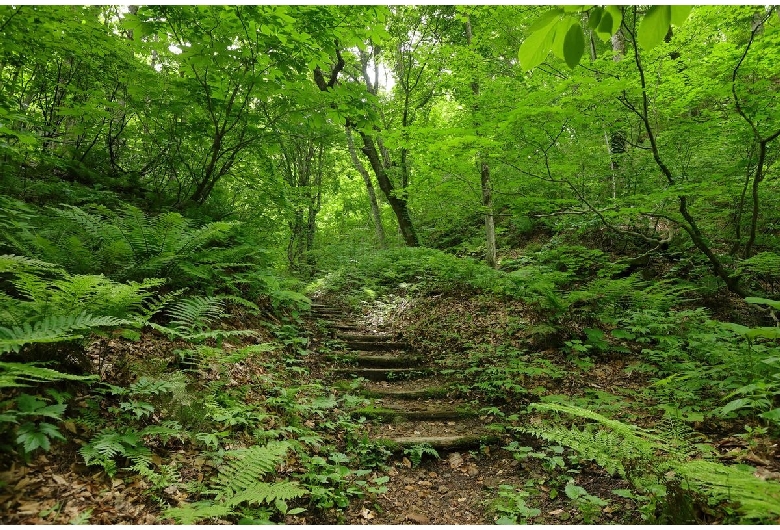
[0,312,132,353]
[168,296,225,332]
[165,441,306,524]
[79,429,152,477]
[526,402,780,521]
[675,460,780,520]
[0,361,96,389]
[164,503,233,525]
[212,442,292,499]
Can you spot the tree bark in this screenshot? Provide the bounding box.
[465,15,497,269]
[346,127,387,248]
[357,130,419,246]
[314,45,419,247]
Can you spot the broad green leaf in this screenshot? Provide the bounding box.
[670,5,692,26]
[519,22,557,70]
[611,328,635,340]
[563,22,585,68]
[588,7,603,30]
[637,5,671,50]
[745,297,780,310]
[721,397,751,415]
[552,17,578,60]
[604,6,623,35]
[721,322,750,335]
[563,5,586,13]
[596,12,614,42]
[761,408,780,422]
[528,8,563,33]
[745,327,780,340]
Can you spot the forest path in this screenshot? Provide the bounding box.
[307,302,513,525]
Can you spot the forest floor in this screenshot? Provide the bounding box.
[300,295,648,525]
[1,289,779,524]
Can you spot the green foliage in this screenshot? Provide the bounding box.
[403,443,439,467]
[0,392,69,456]
[519,6,693,70]
[149,295,257,342]
[165,441,305,524]
[493,484,541,524]
[79,429,153,477]
[524,402,780,522]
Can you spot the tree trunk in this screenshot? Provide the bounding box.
[357,130,419,247]
[346,127,387,248]
[314,46,419,247]
[465,15,497,269]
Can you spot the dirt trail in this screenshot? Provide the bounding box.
[308,302,522,524]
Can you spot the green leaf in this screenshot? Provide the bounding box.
[563,23,585,69]
[670,5,692,26]
[745,297,780,310]
[637,5,671,50]
[745,327,780,340]
[604,6,623,35]
[611,328,635,340]
[519,22,557,70]
[588,7,603,30]
[596,12,614,42]
[760,408,780,422]
[721,398,751,415]
[16,394,45,413]
[552,17,577,60]
[595,6,622,42]
[528,8,564,33]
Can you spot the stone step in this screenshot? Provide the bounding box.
[332,367,431,382]
[327,353,425,369]
[311,310,346,317]
[361,384,450,399]
[342,341,408,352]
[385,434,501,452]
[329,323,363,331]
[352,405,476,422]
[335,332,398,342]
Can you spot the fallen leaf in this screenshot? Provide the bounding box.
[402,457,412,468]
[406,512,430,524]
[62,421,78,434]
[448,452,463,469]
[51,474,67,485]
[360,508,374,520]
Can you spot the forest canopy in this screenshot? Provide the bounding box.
[1,4,780,525]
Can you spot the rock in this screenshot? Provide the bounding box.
[406,513,431,524]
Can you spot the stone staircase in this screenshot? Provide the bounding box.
[308,302,500,452]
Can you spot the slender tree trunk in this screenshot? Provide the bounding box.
[465,15,497,269]
[346,127,387,248]
[314,47,419,247]
[357,130,419,247]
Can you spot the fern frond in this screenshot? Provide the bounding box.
[0,254,61,273]
[213,441,292,501]
[676,460,780,520]
[0,361,96,389]
[164,502,233,525]
[221,295,260,313]
[0,312,131,353]
[225,480,306,508]
[167,296,225,332]
[528,402,780,521]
